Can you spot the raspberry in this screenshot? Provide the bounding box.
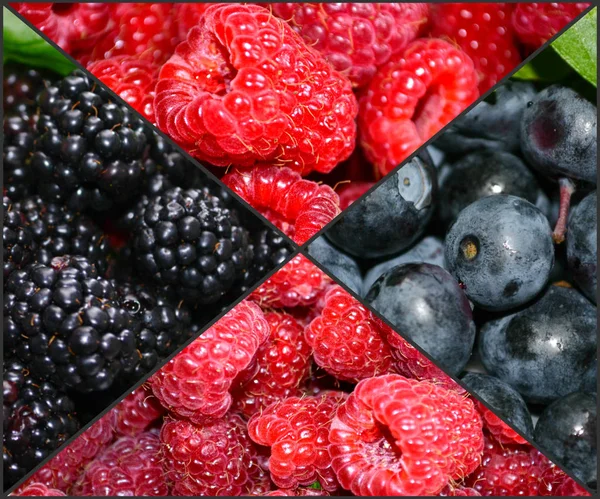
[305,286,394,382]
[439,485,482,496]
[536,457,591,496]
[329,374,483,496]
[250,254,332,309]
[248,392,347,492]
[172,3,216,40]
[337,181,375,210]
[10,483,65,496]
[161,414,269,496]
[150,300,269,422]
[512,3,590,50]
[87,56,159,123]
[263,488,330,496]
[269,3,429,88]
[473,399,528,445]
[72,430,167,496]
[109,385,166,437]
[223,166,340,244]
[154,3,357,174]
[430,3,522,93]
[233,311,312,418]
[11,3,112,54]
[359,38,478,175]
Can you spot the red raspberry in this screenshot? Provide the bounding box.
[250,254,332,309]
[109,385,165,437]
[305,286,394,382]
[536,457,591,496]
[439,485,482,496]
[329,374,484,496]
[263,488,330,496]
[555,478,591,496]
[10,483,65,497]
[269,3,429,88]
[161,414,269,496]
[233,311,312,418]
[223,166,340,244]
[512,3,590,50]
[359,38,478,175]
[337,181,375,210]
[71,430,167,496]
[154,3,357,175]
[87,56,159,123]
[150,300,269,422]
[430,3,522,93]
[172,3,216,40]
[248,392,347,492]
[472,399,528,445]
[10,3,112,54]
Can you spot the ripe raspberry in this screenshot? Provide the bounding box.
[223,166,340,244]
[87,56,159,123]
[250,254,332,309]
[161,414,269,496]
[535,456,591,496]
[305,286,394,382]
[172,3,216,40]
[337,181,375,210]
[233,311,312,418]
[439,485,482,496]
[154,3,357,175]
[263,488,330,496]
[269,3,429,88]
[11,3,112,54]
[150,300,269,422]
[430,3,522,92]
[329,374,484,496]
[359,38,478,175]
[72,430,167,496]
[472,399,528,445]
[10,483,65,496]
[248,392,347,492]
[109,385,165,437]
[512,3,590,50]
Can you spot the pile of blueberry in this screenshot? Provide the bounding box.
[310,78,597,488]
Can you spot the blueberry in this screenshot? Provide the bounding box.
[365,263,475,374]
[582,360,597,394]
[479,285,597,404]
[445,195,554,311]
[534,392,597,487]
[325,154,436,259]
[462,372,534,440]
[567,191,597,304]
[362,236,445,296]
[307,237,362,295]
[521,85,597,185]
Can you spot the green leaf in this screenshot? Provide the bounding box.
[552,8,597,87]
[512,47,572,82]
[3,7,76,76]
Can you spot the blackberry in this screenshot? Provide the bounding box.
[3,196,36,280]
[132,187,253,304]
[6,255,140,392]
[3,359,79,489]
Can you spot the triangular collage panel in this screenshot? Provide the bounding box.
[3,2,596,497]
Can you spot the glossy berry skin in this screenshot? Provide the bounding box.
[10,483,66,496]
[308,237,362,295]
[479,285,597,404]
[359,38,478,174]
[534,392,597,487]
[172,3,215,40]
[154,3,357,175]
[366,263,475,375]
[3,197,36,279]
[269,3,429,88]
[462,373,534,444]
[329,374,483,496]
[109,385,165,437]
[445,195,554,311]
[567,191,597,303]
[520,85,597,185]
[326,155,436,259]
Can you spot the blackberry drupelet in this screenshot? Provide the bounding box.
[3,196,36,280]
[6,255,141,392]
[132,187,253,304]
[3,359,80,489]
[3,66,52,120]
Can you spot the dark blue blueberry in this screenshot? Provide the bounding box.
[365,263,475,374]
[534,392,597,487]
[325,154,436,259]
[479,285,597,404]
[307,237,362,295]
[445,195,554,311]
[582,360,597,394]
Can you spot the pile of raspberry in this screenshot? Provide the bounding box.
[13,2,589,241]
[13,257,588,497]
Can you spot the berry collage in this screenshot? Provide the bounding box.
[2,2,597,497]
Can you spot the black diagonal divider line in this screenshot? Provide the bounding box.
[4,4,300,255]
[299,4,596,251]
[301,249,594,494]
[4,248,299,495]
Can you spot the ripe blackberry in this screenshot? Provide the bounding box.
[132,187,253,304]
[3,65,52,121]
[6,255,140,392]
[29,70,150,212]
[3,360,79,489]
[3,196,36,280]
